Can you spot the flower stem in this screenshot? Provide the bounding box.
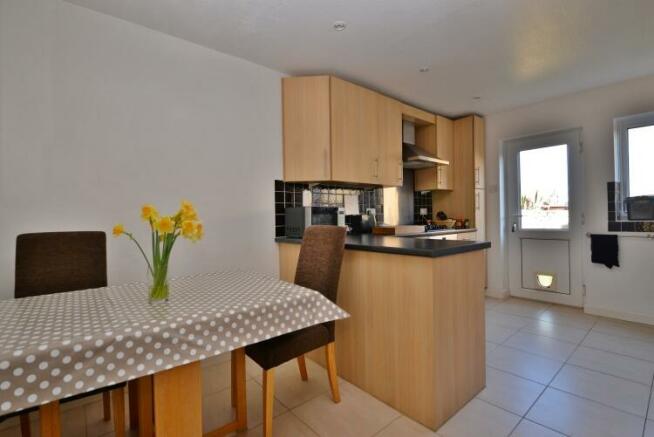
[125,232,154,276]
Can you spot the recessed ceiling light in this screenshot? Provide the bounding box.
[333,21,347,31]
[473,96,481,100]
[419,67,430,73]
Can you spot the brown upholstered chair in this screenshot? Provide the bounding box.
[12,232,126,437]
[245,225,346,437]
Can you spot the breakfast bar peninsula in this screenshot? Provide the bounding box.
[276,235,490,430]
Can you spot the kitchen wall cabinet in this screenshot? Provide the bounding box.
[432,115,484,230]
[283,76,403,186]
[414,116,454,191]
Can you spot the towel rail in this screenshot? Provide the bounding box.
[586,232,654,240]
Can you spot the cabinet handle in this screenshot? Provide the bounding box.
[438,167,442,185]
[475,167,480,185]
[372,159,379,178]
[397,160,403,181]
[476,191,480,210]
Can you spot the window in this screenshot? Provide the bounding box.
[614,112,654,218]
[519,144,569,230]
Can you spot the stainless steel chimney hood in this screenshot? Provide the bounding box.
[402,142,449,169]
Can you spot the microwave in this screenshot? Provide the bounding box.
[285,207,345,238]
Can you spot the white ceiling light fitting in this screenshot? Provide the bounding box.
[419,67,430,73]
[332,21,347,31]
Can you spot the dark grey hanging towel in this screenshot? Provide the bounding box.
[590,234,619,268]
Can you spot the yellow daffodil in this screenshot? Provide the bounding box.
[193,222,204,241]
[181,220,196,239]
[112,224,125,237]
[179,200,198,221]
[141,204,159,222]
[155,216,175,234]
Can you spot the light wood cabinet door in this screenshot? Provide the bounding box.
[413,116,453,191]
[436,116,454,190]
[377,96,403,187]
[432,116,475,221]
[330,77,380,184]
[282,76,331,182]
[473,116,485,189]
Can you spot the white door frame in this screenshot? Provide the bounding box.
[502,127,585,307]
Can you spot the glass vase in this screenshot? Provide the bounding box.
[149,264,170,302]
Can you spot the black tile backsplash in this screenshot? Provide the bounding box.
[274,180,384,237]
[413,191,433,224]
[606,181,653,232]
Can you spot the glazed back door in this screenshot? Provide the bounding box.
[505,128,584,306]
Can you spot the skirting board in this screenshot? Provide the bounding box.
[485,289,510,300]
[585,306,654,327]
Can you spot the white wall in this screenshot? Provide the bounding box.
[485,74,654,324]
[0,0,283,299]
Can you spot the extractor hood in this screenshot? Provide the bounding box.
[402,142,449,169]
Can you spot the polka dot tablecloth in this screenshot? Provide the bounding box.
[0,271,349,415]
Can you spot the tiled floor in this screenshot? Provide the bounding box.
[2,297,654,436]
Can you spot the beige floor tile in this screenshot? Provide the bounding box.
[569,346,654,385]
[551,365,650,417]
[487,345,563,385]
[593,318,654,342]
[85,392,130,436]
[202,378,287,431]
[485,297,503,309]
[583,331,654,362]
[376,416,437,436]
[486,311,533,330]
[537,307,597,330]
[646,420,654,437]
[292,380,400,437]
[486,323,519,344]
[510,419,565,437]
[252,358,330,409]
[648,391,654,420]
[232,411,319,436]
[521,319,589,344]
[437,398,520,437]
[494,299,550,318]
[477,367,545,415]
[202,360,233,395]
[504,332,577,361]
[527,388,645,437]
[486,341,499,353]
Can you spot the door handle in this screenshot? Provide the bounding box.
[511,223,518,232]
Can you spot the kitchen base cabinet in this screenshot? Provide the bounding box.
[278,242,486,431]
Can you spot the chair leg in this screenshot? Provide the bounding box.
[39,401,61,437]
[102,391,111,421]
[128,380,139,430]
[111,387,126,437]
[262,369,275,437]
[325,342,341,403]
[297,355,308,381]
[231,352,237,407]
[19,413,31,437]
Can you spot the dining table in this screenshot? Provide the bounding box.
[0,270,349,436]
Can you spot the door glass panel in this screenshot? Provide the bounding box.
[519,144,569,230]
[627,125,654,196]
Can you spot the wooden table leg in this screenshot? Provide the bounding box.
[39,401,61,437]
[112,386,126,437]
[128,380,139,430]
[204,348,248,437]
[137,375,154,437]
[154,362,203,437]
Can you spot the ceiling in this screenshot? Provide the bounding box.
[67,0,654,116]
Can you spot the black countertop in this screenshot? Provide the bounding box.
[275,234,491,258]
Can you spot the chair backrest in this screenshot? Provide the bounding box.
[294,225,346,304]
[15,231,107,298]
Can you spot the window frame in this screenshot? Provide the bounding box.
[614,111,654,220]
